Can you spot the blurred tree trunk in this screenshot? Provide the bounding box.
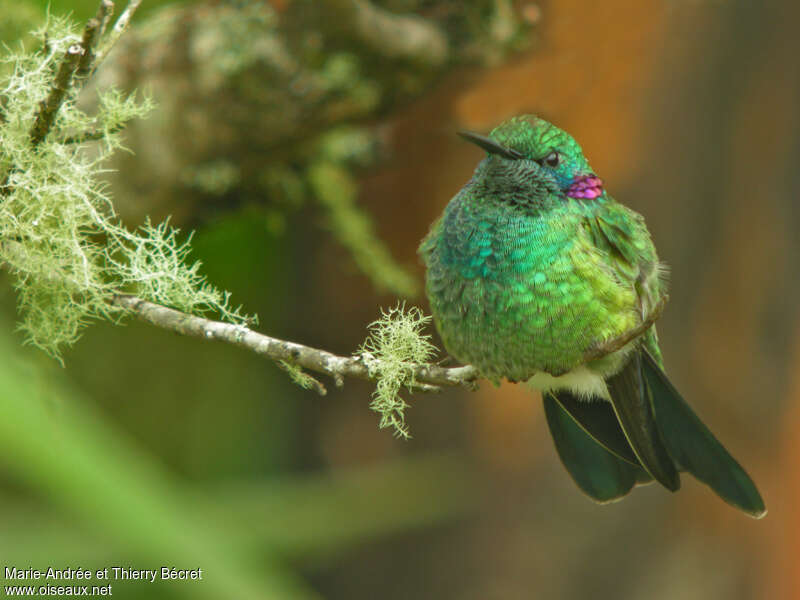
[87,0,535,298]
[91,0,533,222]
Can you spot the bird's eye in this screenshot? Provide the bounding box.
[542,151,561,168]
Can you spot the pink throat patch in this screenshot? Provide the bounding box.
[567,175,604,199]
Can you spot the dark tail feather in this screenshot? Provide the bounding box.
[543,393,648,503]
[606,352,681,491]
[551,391,644,469]
[641,350,767,518]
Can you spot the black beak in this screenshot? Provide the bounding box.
[458,131,523,160]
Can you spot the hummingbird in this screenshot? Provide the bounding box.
[419,115,765,517]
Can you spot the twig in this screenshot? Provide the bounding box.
[29,44,84,146]
[18,1,130,176]
[111,294,481,391]
[0,173,12,197]
[112,293,668,395]
[28,0,113,148]
[321,0,448,66]
[96,0,116,38]
[278,360,329,396]
[29,0,117,148]
[61,123,124,145]
[76,0,115,78]
[94,0,142,68]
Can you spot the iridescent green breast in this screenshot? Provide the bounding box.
[420,188,654,381]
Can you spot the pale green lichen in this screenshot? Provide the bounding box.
[0,16,252,360]
[278,360,323,394]
[105,219,251,324]
[360,304,437,439]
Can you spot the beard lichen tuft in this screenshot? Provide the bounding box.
[359,303,437,439]
[0,15,252,360]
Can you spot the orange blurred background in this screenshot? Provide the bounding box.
[337,1,798,597]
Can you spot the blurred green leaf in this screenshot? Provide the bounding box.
[0,331,318,600]
[192,454,476,558]
[0,326,476,598]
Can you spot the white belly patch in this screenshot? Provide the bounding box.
[527,366,611,400]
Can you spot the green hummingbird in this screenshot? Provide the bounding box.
[419,115,766,517]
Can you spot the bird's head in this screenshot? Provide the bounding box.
[460,115,604,201]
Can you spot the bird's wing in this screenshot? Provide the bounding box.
[583,201,664,323]
[580,201,682,490]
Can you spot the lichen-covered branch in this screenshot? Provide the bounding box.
[75,0,114,78]
[1,7,233,358]
[60,122,124,144]
[112,293,668,403]
[93,0,142,68]
[28,0,118,147]
[111,294,481,394]
[28,44,84,146]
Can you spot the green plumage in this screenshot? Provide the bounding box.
[419,115,765,517]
